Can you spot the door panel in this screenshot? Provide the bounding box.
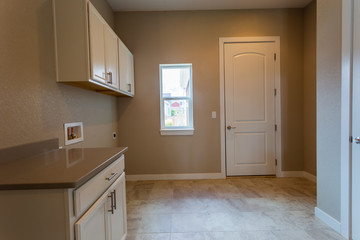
[225,42,276,176]
[234,132,266,165]
[75,191,109,240]
[233,53,266,121]
[108,173,127,240]
[118,39,135,95]
[88,4,106,84]
[104,26,119,89]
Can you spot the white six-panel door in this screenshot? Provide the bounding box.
[225,42,276,176]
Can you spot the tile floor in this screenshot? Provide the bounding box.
[125,177,345,240]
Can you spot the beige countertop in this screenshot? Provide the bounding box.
[0,147,127,190]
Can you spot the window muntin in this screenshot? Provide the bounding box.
[160,64,193,133]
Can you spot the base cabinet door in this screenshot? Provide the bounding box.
[75,173,127,240]
[75,192,109,240]
[108,173,127,240]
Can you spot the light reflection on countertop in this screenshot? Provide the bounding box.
[0,147,127,190]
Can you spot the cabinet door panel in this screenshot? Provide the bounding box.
[118,40,128,93]
[104,27,119,89]
[88,4,106,84]
[118,40,134,96]
[108,173,127,240]
[75,191,110,240]
[127,52,135,96]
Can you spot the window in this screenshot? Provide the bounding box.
[160,64,194,135]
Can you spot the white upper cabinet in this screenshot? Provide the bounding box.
[53,0,133,97]
[119,39,135,96]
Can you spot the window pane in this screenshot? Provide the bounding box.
[163,100,190,127]
[162,67,191,97]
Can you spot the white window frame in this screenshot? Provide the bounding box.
[159,63,194,135]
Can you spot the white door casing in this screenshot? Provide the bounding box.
[352,0,360,238]
[219,37,281,177]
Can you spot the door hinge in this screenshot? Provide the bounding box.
[275,159,278,166]
[275,124,277,131]
[274,53,277,61]
[274,88,277,96]
[350,136,353,143]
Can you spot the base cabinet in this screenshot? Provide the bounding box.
[0,156,127,240]
[75,173,126,240]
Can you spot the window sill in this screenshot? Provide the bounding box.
[160,128,194,136]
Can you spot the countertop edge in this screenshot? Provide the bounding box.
[72,147,128,190]
[0,147,128,191]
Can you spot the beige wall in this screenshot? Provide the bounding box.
[0,0,118,149]
[115,9,305,175]
[91,0,115,28]
[316,0,342,221]
[304,0,317,176]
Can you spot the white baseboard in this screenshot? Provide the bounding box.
[279,171,317,182]
[126,173,225,181]
[127,171,316,182]
[303,171,317,182]
[315,207,341,234]
[279,171,304,178]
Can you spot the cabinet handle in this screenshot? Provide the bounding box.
[113,189,117,210]
[108,192,114,214]
[95,74,107,81]
[107,72,112,84]
[106,172,118,181]
[128,83,131,92]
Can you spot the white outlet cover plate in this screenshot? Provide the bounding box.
[212,111,217,119]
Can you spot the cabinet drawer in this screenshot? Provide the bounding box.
[73,155,124,217]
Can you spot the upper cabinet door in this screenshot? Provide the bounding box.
[104,27,119,89]
[118,40,135,96]
[127,52,135,96]
[88,4,106,84]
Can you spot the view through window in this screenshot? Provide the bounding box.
[160,64,193,133]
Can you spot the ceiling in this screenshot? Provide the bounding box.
[107,0,313,12]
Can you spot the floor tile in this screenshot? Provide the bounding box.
[306,228,346,240]
[171,232,206,240]
[272,230,314,240]
[126,177,343,240]
[204,231,279,240]
[127,233,171,240]
[136,214,172,233]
